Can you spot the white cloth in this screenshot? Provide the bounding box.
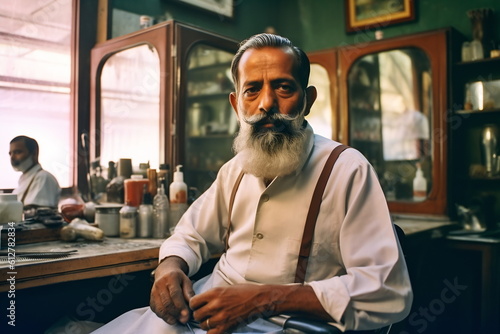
[93,307,283,334]
[13,163,61,207]
[94,124,412,333]
[382,109,429,161]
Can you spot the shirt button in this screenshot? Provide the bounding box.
[261,194,270,202]
[256,233,264,239]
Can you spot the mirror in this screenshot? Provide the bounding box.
[99,44,160,169]
[338,30,449,216]
[348,48,432,203]
[307,63,334,139]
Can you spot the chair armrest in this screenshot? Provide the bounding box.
[267,315,342,334]
[267,316,391,334]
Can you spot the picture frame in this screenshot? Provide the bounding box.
[174,0,234,18]
[345,0,415,33]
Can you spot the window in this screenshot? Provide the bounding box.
[0,1,73,189]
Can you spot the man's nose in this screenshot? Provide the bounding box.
[258,86,277,114]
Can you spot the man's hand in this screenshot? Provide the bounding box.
[190,284,277,333]
[189,284,334,334]
[150,256,195,325]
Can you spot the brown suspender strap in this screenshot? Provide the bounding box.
[225,171,245,252]
[294,144,349,283]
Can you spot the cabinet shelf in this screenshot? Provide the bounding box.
[450,38,500,224]
[455,57,500,67]
[470,176,500,181]
[187,61,232,73]
[456,108,500,115]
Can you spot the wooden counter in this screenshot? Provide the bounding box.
[0,238,163,292]
[0,219,455,293]
[0,220,457,333]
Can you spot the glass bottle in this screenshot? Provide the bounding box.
[138,185,153,238]
[153,184,169,238]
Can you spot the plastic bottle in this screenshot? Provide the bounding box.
[138,185,153,238]
[413,163,427,201]
[153,184,169,238]
[169,165,188,233]
[119,203,137,238]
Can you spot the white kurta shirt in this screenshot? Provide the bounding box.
[161,124,412,331]
[14,163,61,207]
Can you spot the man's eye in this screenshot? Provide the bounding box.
[244,87,259,94]
[277,84,294,93]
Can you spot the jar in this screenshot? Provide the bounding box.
[470,39,484,60]
[124,175,149,207]
[95,204,122,236]
[0,194,23,223]
[120,204,137,238]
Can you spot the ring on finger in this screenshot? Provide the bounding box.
[206,318,211,330]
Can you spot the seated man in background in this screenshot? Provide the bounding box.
[9,135,61,208]
[93,33,412,334]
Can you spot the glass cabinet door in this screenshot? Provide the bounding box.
[338,29,449,215]
[184,44,236,193]
[99,44,161,170]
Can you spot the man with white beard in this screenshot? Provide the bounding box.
[9,135,61,208]
[93,33,412,334]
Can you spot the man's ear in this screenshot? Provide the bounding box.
[304,86,317,117]
[229,92,238,116]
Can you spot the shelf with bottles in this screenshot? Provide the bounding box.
[186,51,234,97]
[186,99,238,138]
[187,45,233,70]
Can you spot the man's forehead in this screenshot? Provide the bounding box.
[238,47,297,81]
[240,47,295,66]
[10,141,27,150]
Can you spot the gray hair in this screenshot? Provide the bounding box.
[230,33,310,91]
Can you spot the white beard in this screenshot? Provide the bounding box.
[12,155,34,173]
[232,98,309,179]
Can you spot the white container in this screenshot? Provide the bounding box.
[0,194,23,223]
[467,80,500,111]
[169,165,188,231]
[413,164,427,202]
[120,205,137,238]
[95,204,122,236]
[170,165,187,204]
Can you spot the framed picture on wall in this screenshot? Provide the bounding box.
[174,0,234,18]
[345,0,415,33]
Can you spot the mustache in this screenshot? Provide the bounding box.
[240,94,307,127]
[241,111,301,127]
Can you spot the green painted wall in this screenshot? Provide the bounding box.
[281,0,500,51]
[113,0,500,51]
